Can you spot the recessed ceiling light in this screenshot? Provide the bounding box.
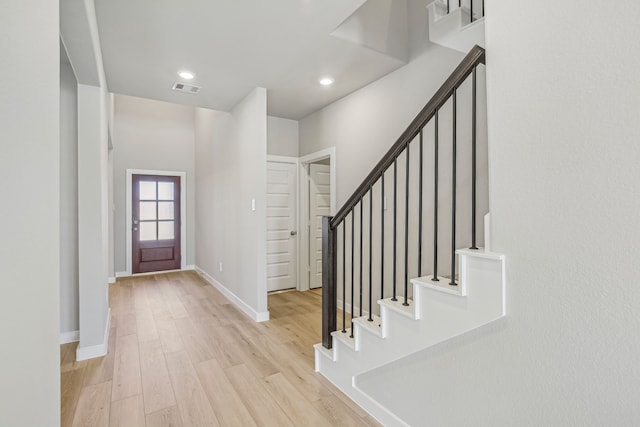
[319,77,334,86]
[178,70,195,80]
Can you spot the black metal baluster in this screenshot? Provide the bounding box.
[359,200,363,317]
[447,0,450,14]
[392,159,398,301]
[403,143,410,306]
[418,128,423,278]
[471,0,474,22]
[350,209,355,338]
[368,187,373,321]
[470,66,478,250]
[432,110,440,282]
[342,221,346,333]
[381,173,385,301]
[450,90,458,286]
[482,0,484,17]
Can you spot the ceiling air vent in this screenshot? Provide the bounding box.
[172,82,201,94]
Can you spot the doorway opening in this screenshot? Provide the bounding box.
[299,147,336,292]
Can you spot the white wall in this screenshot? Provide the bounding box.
[77,83,111,353]
[299,44,464,207]
[355,1,640,425]
[60,61,79,336]
[0,0,60,424]
[195,88,269,318]
[113,94,196,273]
[267,115,299,157]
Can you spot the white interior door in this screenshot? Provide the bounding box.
[266,161,298,292]
[309,163,331,289]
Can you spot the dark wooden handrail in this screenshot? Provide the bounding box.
[330,45,485,228]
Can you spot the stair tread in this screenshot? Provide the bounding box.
[412,275,465,296]
[379,297,415,319]
[313,343,334,361]
[456,247,504,260]
[353,315,383,338]
[331,328,355,350]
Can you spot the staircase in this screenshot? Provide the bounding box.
[314,44,506,426]
[315,247,504,425]
[428,0,485,53]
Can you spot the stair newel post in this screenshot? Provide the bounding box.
[450,89,458,286]
[380,172,385,302]
[350,209,355,338]
[342,222,347,333]
[470,65,478,250]
[392,158,398,301]
[359,200,363,317]
[322,216,337,349]
[368,186,373,321]
[432,110,440,282]
[403,141,410,306]
[418,128,423,278]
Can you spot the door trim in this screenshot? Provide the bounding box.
[298,147,336,291]
[125,169,187,276]
[266,155,300,291]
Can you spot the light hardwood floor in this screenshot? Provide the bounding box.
[61,271,380,427]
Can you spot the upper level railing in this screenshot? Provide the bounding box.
[322,45,487,349]
[445,0,485,22]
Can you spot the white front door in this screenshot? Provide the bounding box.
[309,163,331,289]
[266,161,298,292]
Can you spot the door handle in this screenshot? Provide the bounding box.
[290,230,297,236]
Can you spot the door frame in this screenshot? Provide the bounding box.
[298,147,336,291]
[126,169,187,276]
[266,155,300,291]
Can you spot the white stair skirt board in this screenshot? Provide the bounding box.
[314,248,505,425]
[195,266,269,322]
[427,0,485,53]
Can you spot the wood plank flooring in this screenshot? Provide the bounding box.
[61,271,380,427]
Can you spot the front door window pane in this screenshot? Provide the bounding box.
[139,222,156,241]
[139,181,156,200]
[158,221,174,240]
[158,182,174,200]
[139,202,157,220]
[158,202,174,220]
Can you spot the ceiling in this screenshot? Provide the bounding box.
[93,0,411,119]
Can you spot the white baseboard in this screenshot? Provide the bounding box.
[116,266,195,279]
[108,277,116,284]
[76,308,111,361]
[195,266,270,322]
[60,330,79,344]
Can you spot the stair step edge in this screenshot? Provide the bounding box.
[455,247,504,261]
[353,315,383,338]
[379,297,416,319]
[412,275,466,296]
[313,343,335,362]
[331,328,355,350]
